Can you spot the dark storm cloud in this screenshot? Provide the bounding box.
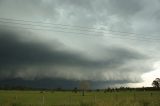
[0,30,97,67]
[0,29,148,68]
[0,0,158,87]
[0,78,133,89]
[0,29,150,83]
[0,31,142,67]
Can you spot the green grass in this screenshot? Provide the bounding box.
[0,90,160,106]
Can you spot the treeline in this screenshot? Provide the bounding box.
[0,85,38,90]
[0,85,160,92]
[102,87,160,92]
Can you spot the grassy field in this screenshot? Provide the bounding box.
[0,90,160,106]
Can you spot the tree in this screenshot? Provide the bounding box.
[73,87,78,93]
[152,78,160,88]
[79,81,90,96]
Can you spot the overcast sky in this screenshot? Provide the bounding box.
[0,0,160,88]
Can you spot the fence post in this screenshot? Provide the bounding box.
[94,95,96,104]
[115,94,118,101]
[42,95,45,105]
[134,93,136,101]
[69,96,71,105]
[15,95,17,100]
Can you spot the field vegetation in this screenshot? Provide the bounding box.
[0,90,160,106]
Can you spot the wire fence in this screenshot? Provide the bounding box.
[0,91,160,106]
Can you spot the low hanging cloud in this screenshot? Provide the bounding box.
[0,0,158,87]
[0,29,151,85]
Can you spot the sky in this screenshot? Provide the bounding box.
[0,0,160,89]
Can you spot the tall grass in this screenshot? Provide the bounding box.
[0,90,160,106]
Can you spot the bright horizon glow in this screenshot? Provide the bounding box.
[128,61,160,87]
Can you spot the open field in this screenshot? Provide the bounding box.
[0,90,160,106]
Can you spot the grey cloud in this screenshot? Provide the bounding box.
[0,30,92,67]
[0,29,147,68]
[0,29,150,84]
[106,0,143,17]
[0,78,133,89]
[0,0,158,87]
[0,0,58,20]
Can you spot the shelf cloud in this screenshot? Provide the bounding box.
[0,0,159,88]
